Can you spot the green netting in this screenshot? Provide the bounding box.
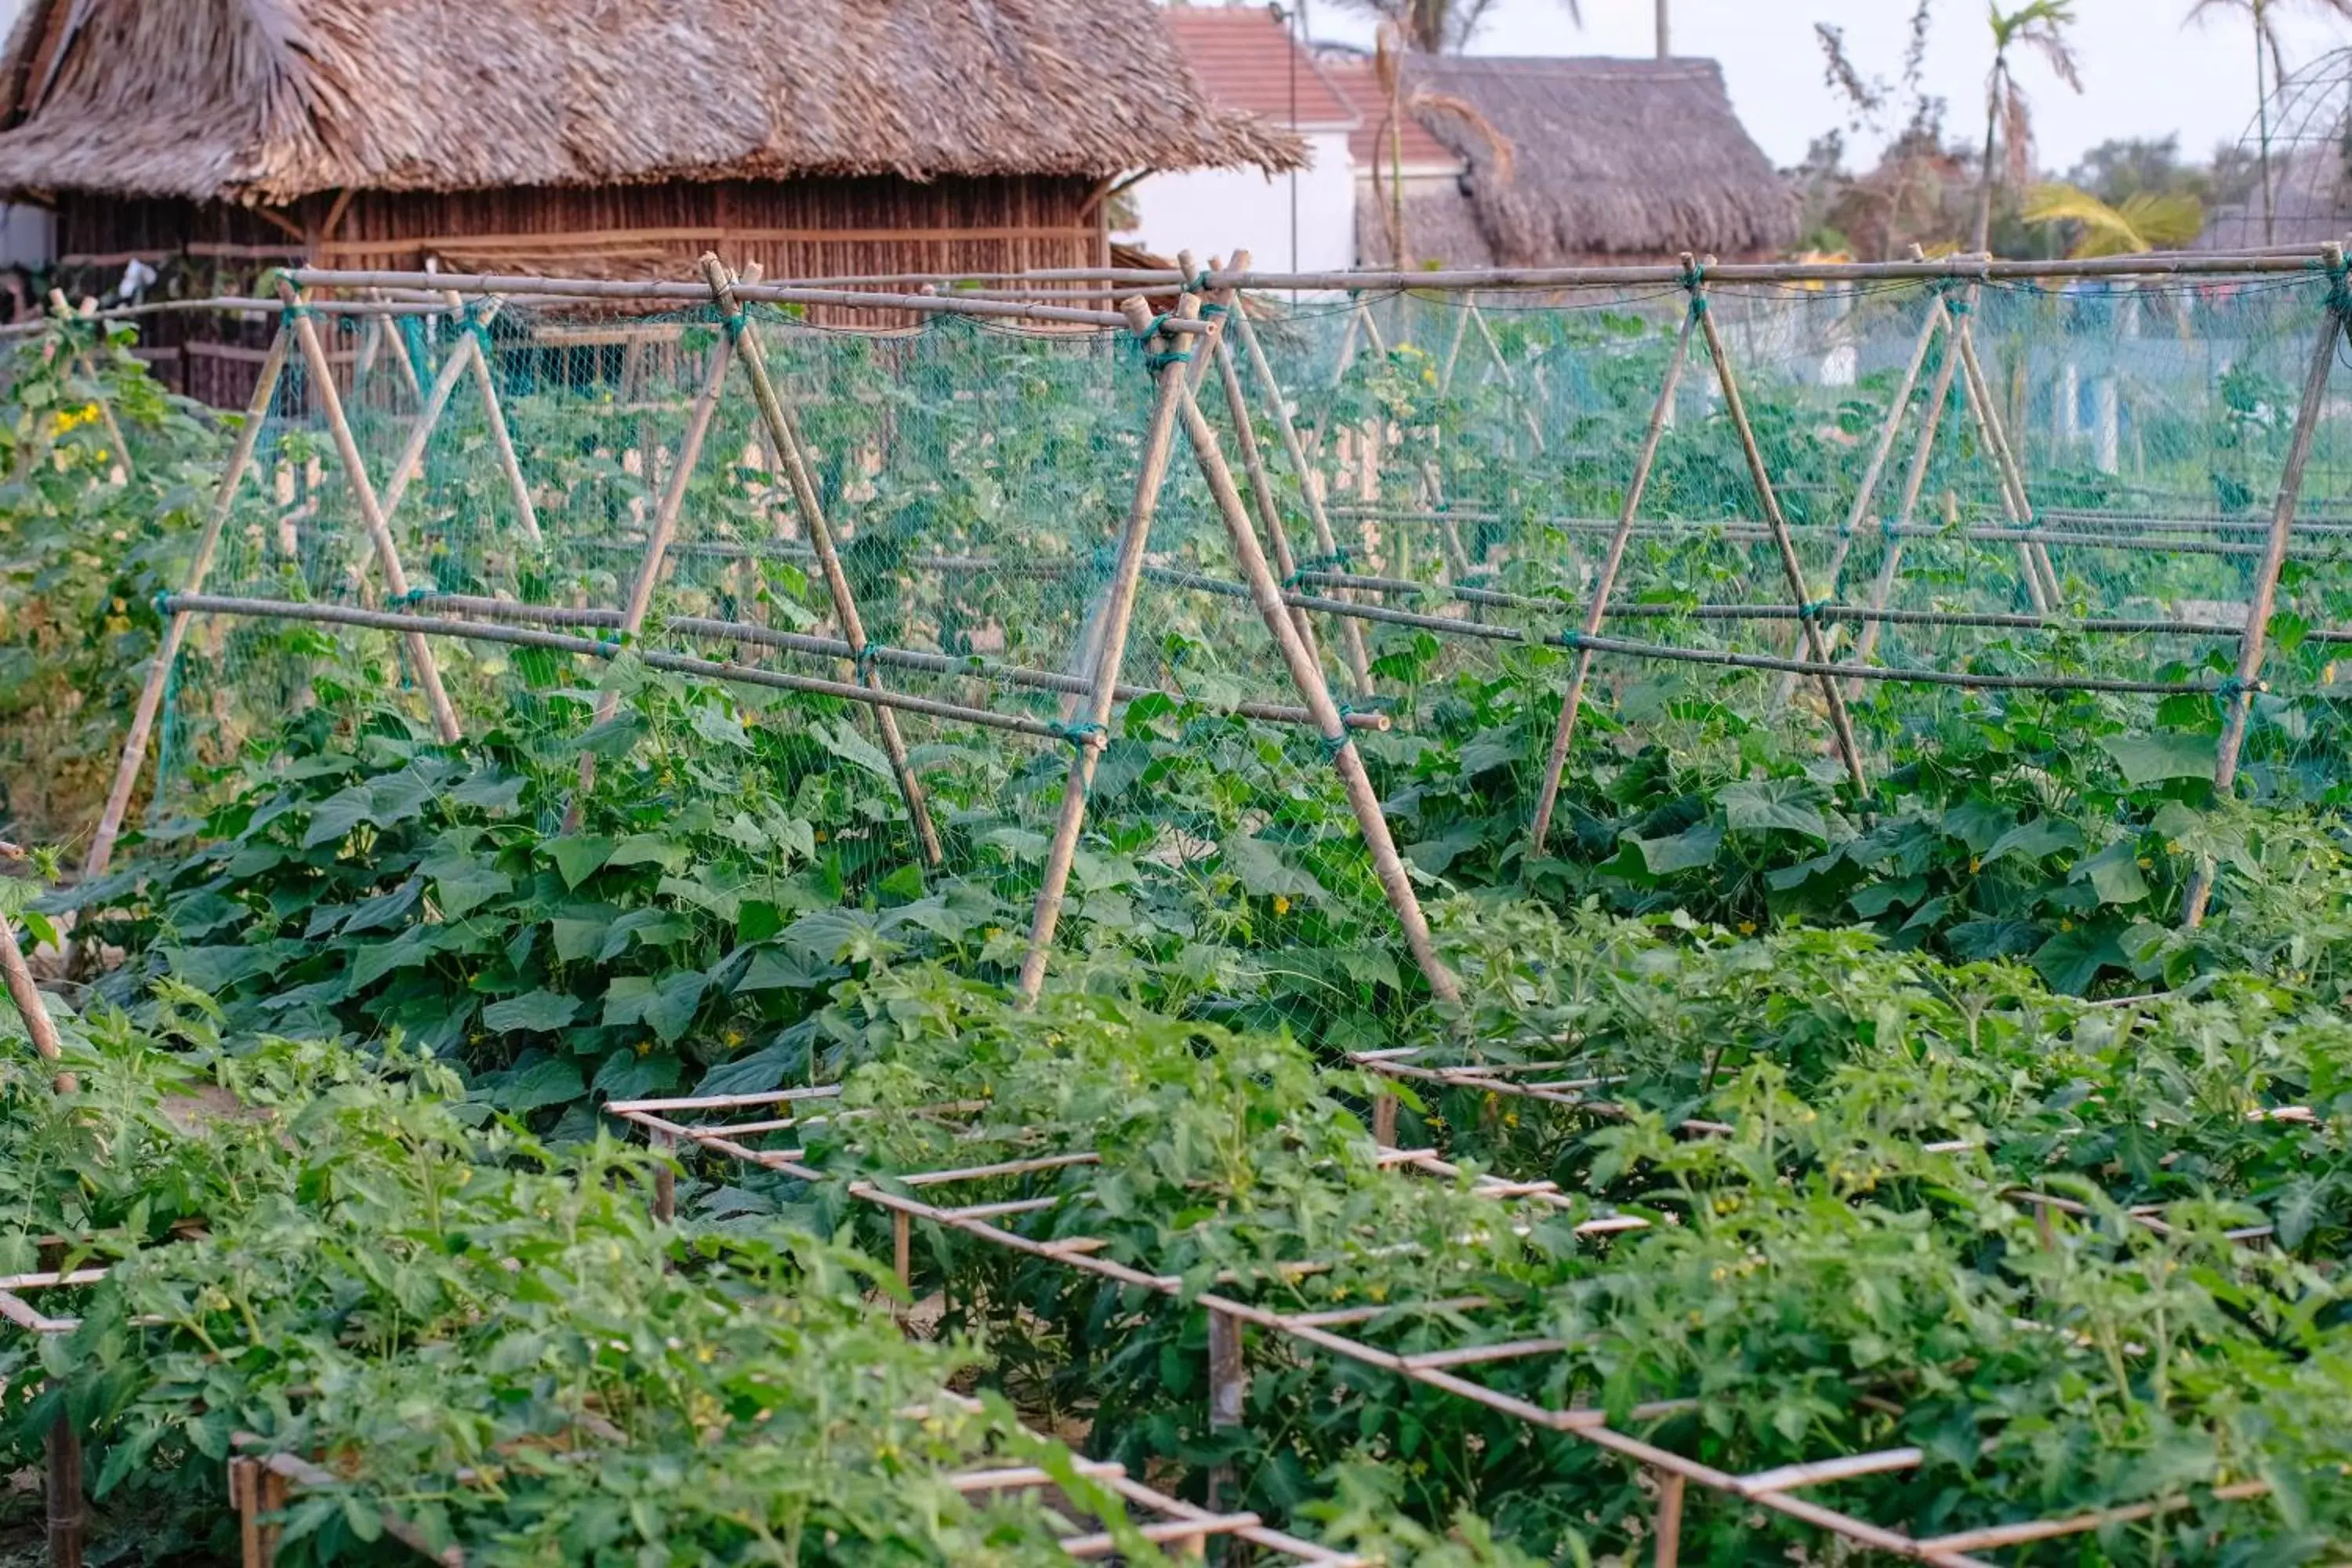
[135,267,2352,993]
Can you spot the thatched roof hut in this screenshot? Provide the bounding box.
[0,0,1299,394]
[1334,55,1799,267]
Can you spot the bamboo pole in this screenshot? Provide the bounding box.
[1206,1305,1247,1510]
[168,595,1102,739]
[1652,1470,1687,1568]
[1471,301,1545,452]
[47,1407,85,1568]
[1951,309,2054,612]
[568,266,750,825]
[379,292,426,408]
[1438,303,1474,391]
[1,903,72,1094]
[376,305,498,524]
[1229,299,1374,695]
[278,282,463,742]
[1955,316,2058,602]
[1691,263,1868,794]
[79,325,294,890]
[1772,293,1944,709]
[1016,299,1199,1003]
[458,303,544,547]
[2183,248,2347,927]
[1205,253,1319,655]
[697,253,943,868]
[1851,307,1969,677]
[1526,303,1697,858]
[416,597,1390,729]
[1169,316,1462,1005]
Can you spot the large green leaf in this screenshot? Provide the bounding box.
[2100,732,2218,788]
[481,989,583,1033]
[1635,820,1726,876]
[546,837,615,891]
[2073,842,2151,906]
[1982,816,2084,868]
[1719,779,1828,841]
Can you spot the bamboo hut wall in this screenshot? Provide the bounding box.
[49,173,1107,401]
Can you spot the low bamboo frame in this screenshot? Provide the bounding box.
[223,1423,1360,1568]
[609,1087,2266,1568]
[6,1264,1356,1567]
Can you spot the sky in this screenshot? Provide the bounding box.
[1297,0,2352,175]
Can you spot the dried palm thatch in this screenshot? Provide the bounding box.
[0,0,1302,205]
[1398,56,1799,263]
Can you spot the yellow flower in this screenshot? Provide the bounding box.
[2165,840,2183,855]
[1969,856,1981,874]
[1272,895,1291,916]
[2059,919,2074,932]
[2136,856,2153,869]
[1737,920,1757,935]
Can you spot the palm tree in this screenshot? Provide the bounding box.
[1336,0,1579,54]
[2187,0,2352,244]
[2024,183,2207,256]
[1973,2,2085,253]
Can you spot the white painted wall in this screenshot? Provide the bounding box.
[1118,129,1356,274]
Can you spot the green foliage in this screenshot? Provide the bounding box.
[0,1028,1187,1566]
[0,316,229,840]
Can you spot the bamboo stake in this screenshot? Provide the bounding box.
[456,303,543,547]
[698,253,942,868]
[377,304,500,524]
[80,325,293,889]
[1772,293,1945,709]
[1955,317,2057,604]
[1951,310,2053,612]
[1851,306,1968,678]
[568,268,748,826]
[1652,1470,1687,1568]
[1471,301,1545,452]
[1439,302,1474,390]
[1169,319,1462,1005]
[45,1409,84,1566]
[0,901,71,1092]
[1526,303,1697,858]
[2183,247,2347,927]
[379,292,427,408]
[277,281,462,743]
[1206,1305,1247,1510]
[1206,253,1319,655]
[1229,299,1375,695]
[1016,298,1198,1004]
[1691,263,1868,794]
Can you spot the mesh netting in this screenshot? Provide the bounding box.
[140,268,2352,985]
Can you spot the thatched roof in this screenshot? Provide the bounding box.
[0,0,1303,205]
[1366,56,1800,263]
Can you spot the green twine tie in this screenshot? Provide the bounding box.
[1052,719,1106,750]
[1284,549,1352,587]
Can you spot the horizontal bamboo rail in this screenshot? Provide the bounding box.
[159,596,1107,748]
[285,269,1210,332]
[405,595,1386,732]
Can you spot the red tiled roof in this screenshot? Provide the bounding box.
[1162,6,1359,131]
[1319,57,1461,172]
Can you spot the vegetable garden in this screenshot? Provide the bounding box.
[4,245,2352,1565]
